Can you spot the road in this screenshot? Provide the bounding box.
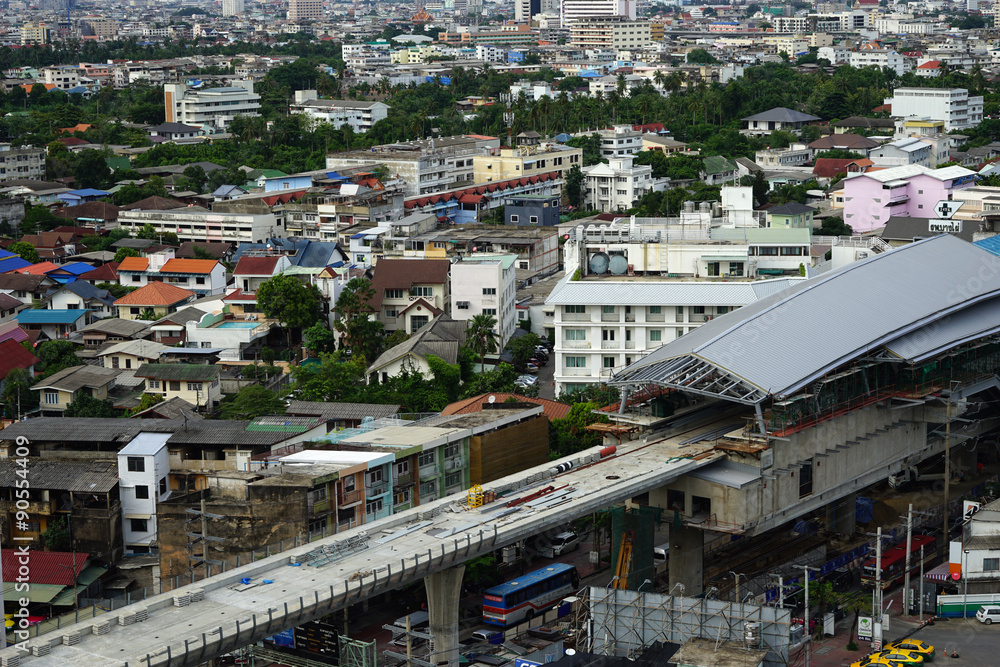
[905,617,999,663]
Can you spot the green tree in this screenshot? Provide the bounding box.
[135,392,164,413]
[817,215,852,236]
[1,367,36,418]
[8,242,39,264]
[549,401,609,459]
[303,322,337,356]
[113,247,140,263]
[507,332,540,371]
[138,307,157,321]
[465,313,500,373]
[64,392,118,418]
[291,352,366,401]
[35,340,79,376]
[458,362,519,398]
[686,48,719,64]
[220,385,285,420]
[256,274,324,349]
[72,149,112,190]
[20,204,62,234]
[41,516,71,551]
[332,277,383,363]
[565,164,586,210]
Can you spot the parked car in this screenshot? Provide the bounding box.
[525,363,540,373]
[884,640,933,660]
[529,356,545,367]
[549,531,580,556]
[515,374,539,387]
[977,605,1000,624]
[471,629,501,643]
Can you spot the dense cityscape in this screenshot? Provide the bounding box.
[0,0,999,666]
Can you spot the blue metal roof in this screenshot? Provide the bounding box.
[0,257,32,271]
[483,563,576,597]
[67,188,109,197]
[48,262,96,276]
[974,236,1000,257]
[17,309,91,324]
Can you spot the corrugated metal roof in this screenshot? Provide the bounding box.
[119,432,171,456]
[17,309,90,324]
[965,535,1000,551]
[547,278,803,307]
[884,295,1000,362]
[0,459,119,492]
[613,235,1000,400]
[0,551,89,586]
[284,400,401,421]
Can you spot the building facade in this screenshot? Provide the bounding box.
[163,80,261,131]
[885,88,984,131]
[118,433,171,555]
[450,255,517,346]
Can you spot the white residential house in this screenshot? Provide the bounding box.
[118,432,172,555]
[962,498,1000,593]
[117,253,228,296]
[233,254,293,294]
[884,88,984,131]
[450,255,517,346]
[868,137,934,168]
[583,155,666,212]
[598,125,643,159]
[849,49,910,76]
[290,91,390,134]
[162,80,261,131]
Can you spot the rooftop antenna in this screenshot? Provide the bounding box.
[501,92,514,148]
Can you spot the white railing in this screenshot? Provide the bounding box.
[563,340,591,349]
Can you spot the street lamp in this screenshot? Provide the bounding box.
[668,582,685,596]
[963,549,970,619]
[637,579,652,592]
[606,576,620,590]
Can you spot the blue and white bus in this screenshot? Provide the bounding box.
[482,564,580,627]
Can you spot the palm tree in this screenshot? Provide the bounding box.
[465,313,499,373]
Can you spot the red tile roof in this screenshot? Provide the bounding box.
[404,172,560,211]
[222,288,256,302]
[812,157,874,179]
[234,255,280,276]
[442,393,571,421]
[160,258,218,274]
[17,261,59,275]
[78,262,119,282]
[0,550,89,586]
[0,338,38,380]
[114,281,195,306]
[118,257,150,272]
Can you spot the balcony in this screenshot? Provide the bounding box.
[309,498,331,514]
[395,472,414,487]
[601,312,620,322]
[625,313,636,322]
[601,340,619,350]
[0,498,55,515]
[562,312,591,322]
[647,313,665,322]
[564,340,591,349]
[625,341,636,349]
[337,489,362,507]
[563,368,591,377]
[366,481,388,497]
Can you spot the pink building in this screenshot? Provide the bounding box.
[842,165,977,232]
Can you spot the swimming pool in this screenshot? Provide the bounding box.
[217,321,259,329]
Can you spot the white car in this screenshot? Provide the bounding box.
[515,374,539,388]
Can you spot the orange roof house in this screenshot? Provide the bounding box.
[113,282,195,321]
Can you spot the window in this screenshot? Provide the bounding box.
[483,308,497,315]
[565,356,586,368]
[565,329,586,340]
[530,216,538,223]
[445,471,462,488]
[799,458,814,498]
[394,489,411,505]
[649,330,662,342]
[419,450,435,467]
[419,480,437,497]
[482,287,497,295]
[602,329,615,341]
[135,485,149,499]
[985,558,1000,572]
[385,289,403,299]
[717,306,730,315]
[396,460,410,475]
[444,443,461,459]
[602,305,615,313]
[366,498,384,516]
[343,475,356,491]
[510,215,519,222]
[159,477,167,494]
[385,309,398,318]
[411,315,429,331]
[649,306,661,314]
[603,357,615,368]
[130,518,148,533]
[196,277,205,285]
[130,307,140,315]
[367,468,383,485]
[411,286,433,297]
[169,381,181,392]
[112,356,120,369]
[148,380,160,389]
[187,382,202,392]
[693,306,705,314]
[127,457,145,472]
[564,305,585,314]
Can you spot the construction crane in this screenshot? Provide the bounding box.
[613,532,633,590]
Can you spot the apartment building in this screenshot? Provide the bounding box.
[288,0,323,20]
[20,23,52,45]
[327,135,500,198]
[570,16,651,50]
[583,155,666,212]
[472,143,582,183]
[450,255,517,346]
[755,144,813,168]
[116,207,283,244]
[291,94,390,134]
[221,0,245,15]
[163,80,261,131]
[842,164,978,232]
[597,125,643,158]
[0,144,45,183]
[884,88,984,131]
[560,0,636,27]
[849,49,910,76]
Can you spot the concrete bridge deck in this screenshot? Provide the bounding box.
[2,404,741,667]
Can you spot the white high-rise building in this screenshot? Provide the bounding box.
[560,0,636,27]
[118,433,171,555]
[884,88,985,131]
[222,0,245,15]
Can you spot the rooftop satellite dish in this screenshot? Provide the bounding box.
[488,395,496,403]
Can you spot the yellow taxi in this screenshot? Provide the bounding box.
[864,649,925,665]
[849,658,895,667]
[884,639,934,661]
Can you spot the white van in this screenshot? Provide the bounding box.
[549,531,580,556]
[653,542,669,568]
[976,605,1000,624]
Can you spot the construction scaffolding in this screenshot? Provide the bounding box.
[340,636,377,667]
[585,586,792,666]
